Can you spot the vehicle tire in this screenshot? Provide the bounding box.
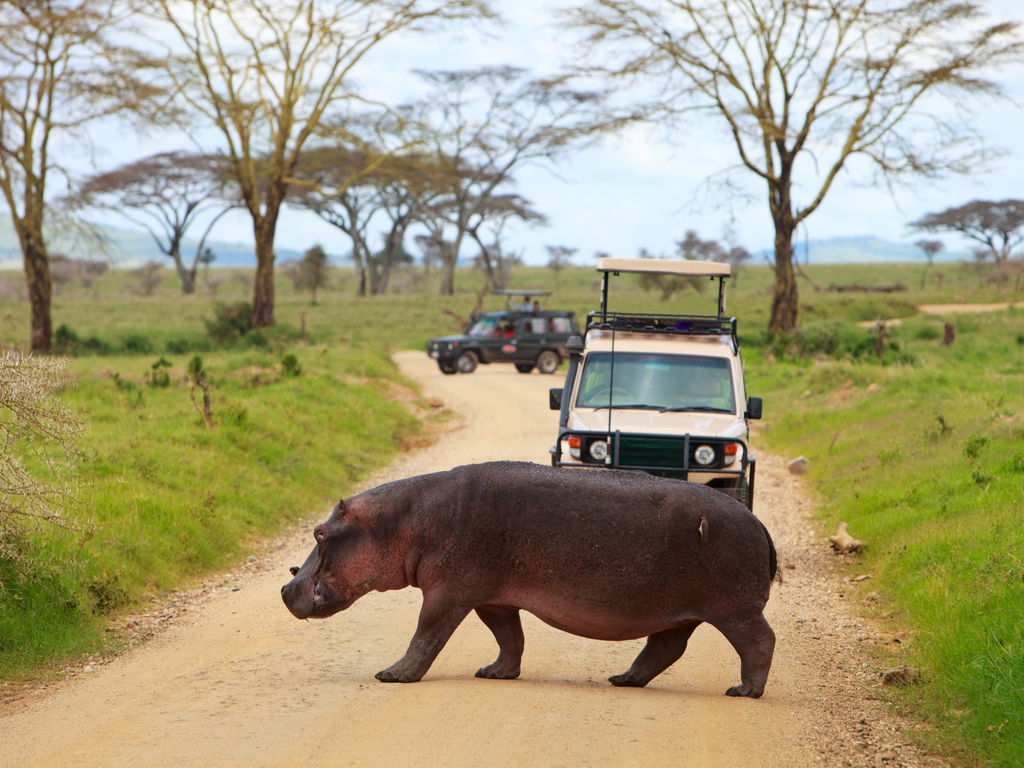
[455,350,478,374]
[722,477,750,509]
[438,360,457,375]
[515,363,534,374]
[536,350,560,374]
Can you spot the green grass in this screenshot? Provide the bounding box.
[0,342,423,677]
[3,257,1024,765]
[749,308,1024,767]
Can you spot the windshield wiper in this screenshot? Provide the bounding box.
[658,405,732,414]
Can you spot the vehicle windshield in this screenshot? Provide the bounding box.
[466,318,499,337]
[576,352,736,413]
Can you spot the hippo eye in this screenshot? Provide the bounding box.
[289,566,299,576]
[315,528,326,542]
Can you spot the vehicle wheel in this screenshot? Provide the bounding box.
[455,350,478,374]
[515,363,535,374]
[720,477,750,509]
[536,350,560,374]
[438,360,457,375]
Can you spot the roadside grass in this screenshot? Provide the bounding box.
[0,342,423,678]
[3,258,1024,765]
[749,308,1024,766]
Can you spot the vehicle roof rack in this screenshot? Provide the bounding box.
[586,311,739,350]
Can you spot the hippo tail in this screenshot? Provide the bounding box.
[759,519,782,588]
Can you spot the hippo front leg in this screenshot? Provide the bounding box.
[609,621,701,688]
[375,598,472,683]
[474,606,524,680]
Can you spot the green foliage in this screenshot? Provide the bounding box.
[53,324,111,357]
[0,343,421,677]
[204,301,253,344]
[750,306,1024,766]
[121,333,153,355]
[147,357,172,388]
[281,354,301,377]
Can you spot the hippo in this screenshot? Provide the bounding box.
[281,461,778,697]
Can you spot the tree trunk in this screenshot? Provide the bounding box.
[252,219,277,328]
[768,175,799,332]
[17,217,52,353]
[169,241,196,295]
[439,253,456,295]
[24,237,52,354]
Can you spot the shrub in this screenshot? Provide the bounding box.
[121,333,153,355]
[53,324,111,357]
[281,354,302,377]
[147,357,172,388]
[204,301,254,344]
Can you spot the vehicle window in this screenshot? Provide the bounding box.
[525,318,549,334]
[467,318,498,337]
[576,352,735,412]
[550,317,573,333]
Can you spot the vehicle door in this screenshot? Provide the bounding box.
[515,315,551,363]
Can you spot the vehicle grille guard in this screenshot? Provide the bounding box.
[551,430,757,509]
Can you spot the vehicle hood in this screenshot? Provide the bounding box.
[568,407,747,438]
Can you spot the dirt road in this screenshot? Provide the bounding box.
[0,352,932,768]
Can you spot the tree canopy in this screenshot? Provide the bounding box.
[568,0,1022,331]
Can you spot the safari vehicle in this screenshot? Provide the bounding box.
[427,290,580,375]
[548,259,762,510]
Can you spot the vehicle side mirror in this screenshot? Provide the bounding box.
[746,396,763,420]
[549,388,563,411]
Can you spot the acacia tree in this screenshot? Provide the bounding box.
[913,238,945,288]
[569,0,1022,331]
[412,66,604,295]
[291,141,446,296]
[467,194,545,290]
[912,200,1024,265]
[77,152,235,295]
[147,0,493,329]
[0,1,164,352]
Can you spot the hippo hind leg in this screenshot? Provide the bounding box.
[609,621,701,688]
[474,606,524,680]
[717,613,776,699]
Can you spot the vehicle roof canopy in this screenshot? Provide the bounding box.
[596,258,730,278]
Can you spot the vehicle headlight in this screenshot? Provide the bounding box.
[589,440,608,461]
[694,445,715,465]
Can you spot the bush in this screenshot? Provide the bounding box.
[204,301,254,344]
[121,333,153,355]
[281,354,302,377]
[53,324,111,357]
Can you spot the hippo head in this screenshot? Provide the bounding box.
[281,498,383,620]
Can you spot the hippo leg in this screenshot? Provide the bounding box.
[718,613,776,698]
[474,606,524,680]
[375,599,472,683]
[609,621,701,688]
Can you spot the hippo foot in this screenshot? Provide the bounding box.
[475,664,520,680]
[725,683,763,698]
[608,673,648,688]
[375,669,420,683]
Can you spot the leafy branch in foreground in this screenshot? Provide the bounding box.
[0,352,91,577]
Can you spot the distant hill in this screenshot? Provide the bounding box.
[0,213,308,270]
[0,212,971,269]
[791,236,970,264]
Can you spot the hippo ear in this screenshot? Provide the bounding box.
[335,498,348,517]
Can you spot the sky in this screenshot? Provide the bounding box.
[78,0,1024,267]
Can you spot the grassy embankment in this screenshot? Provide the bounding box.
[2,259,1023,766]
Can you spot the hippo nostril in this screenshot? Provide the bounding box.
[289,566,299,576]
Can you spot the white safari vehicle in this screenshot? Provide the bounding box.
[548,258,762,510]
